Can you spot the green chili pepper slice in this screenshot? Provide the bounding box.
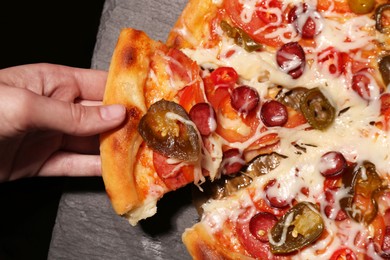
[220,21,262,52]
[270,202,324,254]
[300,88,335,130]
[340,161,384,224]
[138,99,200,162]
[243,152,287,178]
[379,55,390,86]
[276,87,309,111]
[375,4,390,34]
[348,0,375,14]
[192,152,286,215]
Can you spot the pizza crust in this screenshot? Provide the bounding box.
[166,0,219,49]
[182,222,253,260]
[100,28,161,217]
[100,27,201,225]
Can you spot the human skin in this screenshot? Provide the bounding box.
[0,63,126,182]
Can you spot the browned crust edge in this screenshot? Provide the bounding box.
[100,28,160,215]
[166,0,219,49]
[182,223,253,260]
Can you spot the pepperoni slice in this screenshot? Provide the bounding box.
[276,42,306,79]
[287,4,306,23]
[289,4,323,39]
[249,212,278,242]
[260,100,288,127]
[189,102,217,136]
[221,148,245,175]
[153,151,194,190]
[351,68,376,101]
[324,201,348,221]
[323,176,348,221]
[319,151,347,177]
[231,85,260,114]
[317,47,348,77]
[236,211,272,259]
[264,179,290,208]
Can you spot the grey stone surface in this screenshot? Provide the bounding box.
[48,0,199,259]
[91,0,187,71]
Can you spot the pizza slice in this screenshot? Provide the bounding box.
[100,28,206,225]
[101,0,390,258]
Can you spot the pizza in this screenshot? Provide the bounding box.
[100,0,390,259]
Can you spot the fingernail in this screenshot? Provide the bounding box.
[101,105,126,120]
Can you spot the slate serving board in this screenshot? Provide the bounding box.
[48,0,199,259]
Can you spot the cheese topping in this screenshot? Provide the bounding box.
[176,0,389,258]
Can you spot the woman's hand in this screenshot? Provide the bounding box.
[0,63,126,182]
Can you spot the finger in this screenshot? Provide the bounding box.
[20,90,126,136]
[0,63,108,101]
[38,151,102,177]
[76,100,103,106]
[58,65,108,100]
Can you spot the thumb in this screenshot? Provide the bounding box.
[28,94,126,136]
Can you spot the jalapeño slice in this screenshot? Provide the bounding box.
[379,55,390,86]
[300,88,335,130]
[220,21,262,52]
[138,99,200,162]
[375,4,390,34]
[270,202,324,254]
[340,161,384,224]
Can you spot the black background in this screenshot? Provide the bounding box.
[0,0,106,259]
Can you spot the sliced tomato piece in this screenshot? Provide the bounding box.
[256,0,282,24]
[370,214,386,254]
[284,107,307,128]
[223,0,289,48]
[317,0,352,13]
[204,74,232,109]
[215,95,259,143]
[178,83,205,112]
[246,132,280,152]
[153,151,195,190]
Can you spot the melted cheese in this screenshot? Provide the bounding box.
[179,0,389,258]
[218,114,252,135]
